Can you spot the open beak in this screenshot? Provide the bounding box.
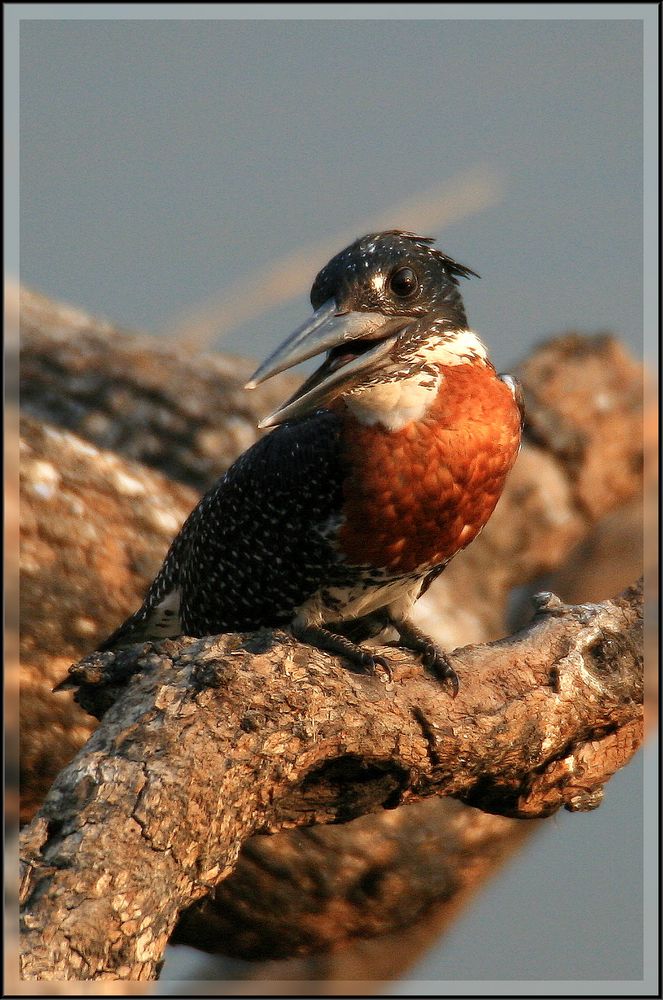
[245,299,409,428]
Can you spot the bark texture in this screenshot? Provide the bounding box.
[18,416,199,823]
[172,796,530,962]
[20,582,643,980]
[16,287,647,981]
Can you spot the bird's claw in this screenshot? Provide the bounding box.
[422,646,459,697]
[360,651,393,682]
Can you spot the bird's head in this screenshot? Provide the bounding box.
[246,231,481,428]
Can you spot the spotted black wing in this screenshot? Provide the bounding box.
[178,409,345,633]
[100,409,346,651]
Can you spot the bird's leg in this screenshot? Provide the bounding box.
[390,616,459,697]
[291,623,392,680]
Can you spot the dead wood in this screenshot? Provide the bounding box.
[18,416,199,823]
[19,580,642,981]
[170,795,532,964]
[16,287,646,980]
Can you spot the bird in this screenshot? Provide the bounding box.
[97,231,524,695]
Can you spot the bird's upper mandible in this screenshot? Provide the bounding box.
[245,230,481,428]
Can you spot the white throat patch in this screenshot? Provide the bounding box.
[345,329,488,431]
[346,371,442,431]
[421,328,488,366]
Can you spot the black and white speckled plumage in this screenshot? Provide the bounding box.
[100,411,341,648]
[101,404,431,651]
[310,231,477,325]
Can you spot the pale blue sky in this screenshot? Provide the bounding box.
[19,15,644,372]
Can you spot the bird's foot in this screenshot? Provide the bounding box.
[392,618,459,697]
[419,645,460,698]
[292,623,393,681]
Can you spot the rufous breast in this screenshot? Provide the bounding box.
[336,363,522,572]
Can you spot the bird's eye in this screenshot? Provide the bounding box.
[389,266,419,299]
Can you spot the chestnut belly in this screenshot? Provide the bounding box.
[336,364,522,573]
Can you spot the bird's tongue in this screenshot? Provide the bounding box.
[327,339,380,373]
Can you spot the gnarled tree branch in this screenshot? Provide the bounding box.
[16,286,647,980]
[20,581,642,980]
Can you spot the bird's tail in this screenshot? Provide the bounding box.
[97,582,183,652]
[96,608,156,652]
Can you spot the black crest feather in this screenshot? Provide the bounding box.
[376,230,480,283]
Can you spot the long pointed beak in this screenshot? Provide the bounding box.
[245,299,397,389]
[244,299,410,428]
[257,334,399,428]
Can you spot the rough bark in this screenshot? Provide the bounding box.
[175,503,651,978]
[20,581,642,981]
[16,287,647,980]
[169,795,532,966]
[18,416,199,823]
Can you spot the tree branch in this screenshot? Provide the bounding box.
[16,287,647,977]
[20,581,642,980]
[18,292,645,824]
